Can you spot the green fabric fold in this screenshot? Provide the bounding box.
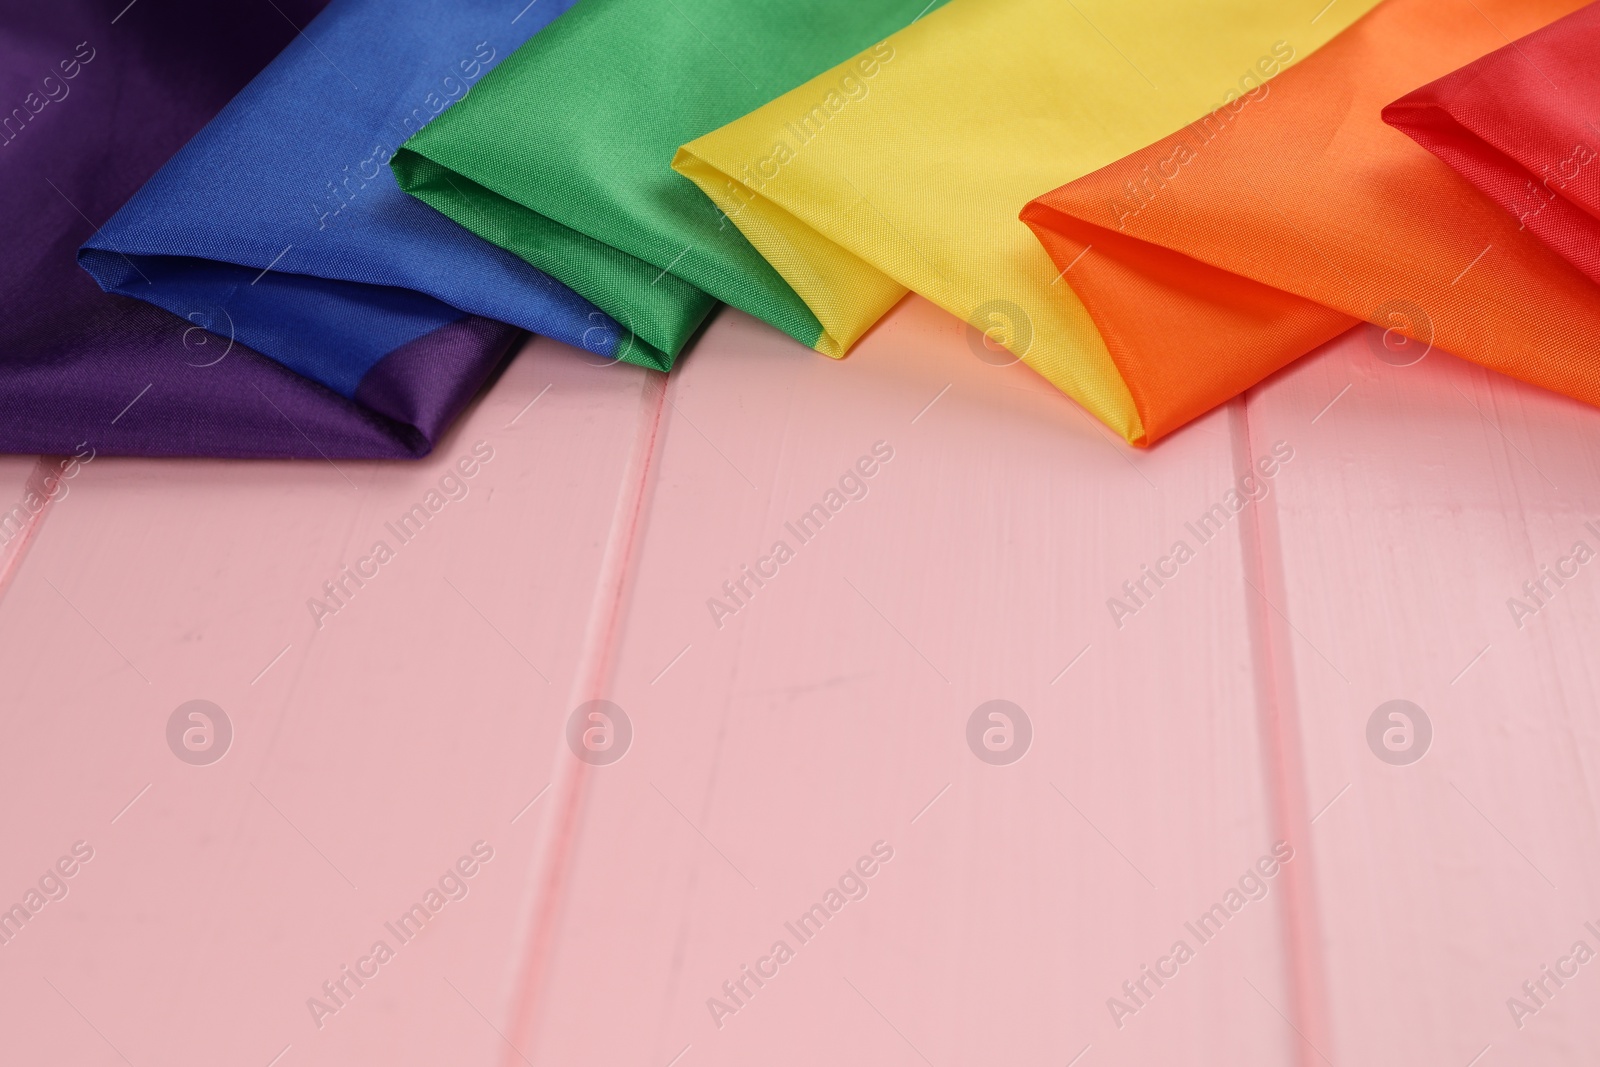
[392,0,943,364]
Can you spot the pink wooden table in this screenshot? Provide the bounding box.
[1,296,1596,1066]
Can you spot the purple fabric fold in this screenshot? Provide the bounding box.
[0,0,520,459]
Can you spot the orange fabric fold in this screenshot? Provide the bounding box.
[1021,0,1600,443]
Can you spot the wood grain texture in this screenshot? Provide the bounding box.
[0,301,1596,1066]
[1242,327,1600,1067]
[0,339,661,1066]
[511,299,1300,1067]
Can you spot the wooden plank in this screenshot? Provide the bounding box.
[15,297,1582,1067]
[512,297,1302,1067]
[0,336,661,1067]
[1241,327,1600,1066]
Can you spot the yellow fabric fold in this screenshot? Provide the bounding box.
[674,0,1381,444]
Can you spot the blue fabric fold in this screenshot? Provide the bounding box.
[79,0,645,398]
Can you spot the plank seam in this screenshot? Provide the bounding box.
[0,456,64,608]
[498,367,672,1067]
[1233,393,1336,1067]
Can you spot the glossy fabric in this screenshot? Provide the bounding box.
[392,0,941,364]
[1023,0,1599,444]
[0,0,525,459]
[1385,2,1600,286]
[674,0,1379,445]
[79,0,633,395]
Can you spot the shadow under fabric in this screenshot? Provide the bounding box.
[0,0,523,458]
[390,0,945,366]
[1022,0,1600,444]
[670,0,1381,448]
[75,0,647,447]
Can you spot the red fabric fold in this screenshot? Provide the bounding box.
[1385,1,1600,285]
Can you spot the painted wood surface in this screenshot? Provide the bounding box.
[1246,331,1600,1067]
[0,299,1594,1065]
[0,340,661,1066]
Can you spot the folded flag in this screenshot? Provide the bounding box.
[1022,0,1600,443]
[673,0,1379,446]
[1385,2,1600,287]
[392,0,941,365]
[0,0,506,459]
[79,0,647,410]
